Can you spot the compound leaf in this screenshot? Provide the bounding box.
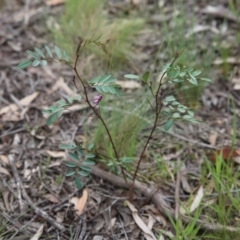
[192,70,201,77]
[32,60,40,67]
[59,143,76,150]
[26,50,39,59]
[55,46,62,59]
[80,165,91,172]
[68,152,79,161]
[17,60,32,69]
[63,50,69,61]
[164,96,176,102]
[83,160,95,165]
[45,45,53,58]
[34,47,45,58]
[164,119,173,131]
[75,177,82,190]
[64,162,77,168]
[142,71,150,83]
[78,170,89,177]
[124,74,140,79]
[200,77,212,82]
[46,110,63,126]
[66,170,75,176]
[41,60,48,66]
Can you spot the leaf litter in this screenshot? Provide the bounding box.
[0,0,240,239]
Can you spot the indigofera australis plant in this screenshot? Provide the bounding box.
[17,35,211,198]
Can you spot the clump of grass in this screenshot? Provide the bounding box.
[88,99,145,172]
[199,155,240,239]
[52,0,144,73]
[93,111,143,157]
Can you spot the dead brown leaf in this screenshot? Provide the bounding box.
[116,80,141,89]
[3,191,10,212]
[47,77,75,95]
[45,0,65,6]
[46,150,66,158]
[213,57,240,65]
[201,5,239,23]
[107,217,116,230]
[190,186,204,213]
[70,189,88,215]
[180,175,192,193]
[185,25,219,38]
[209,147,240,163]
[30,224,44,240]
[44,194,59,203]
[232,77,240,90]
[0,167,10,176]
[0,155,9,165]
[0,92,39,121]
[56,212,64,223]
[125,200,157,240]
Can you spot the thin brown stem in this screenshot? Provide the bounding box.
[130,55,180,200]
[72,47,128,184]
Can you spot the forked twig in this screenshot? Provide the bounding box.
[130,56,179,200]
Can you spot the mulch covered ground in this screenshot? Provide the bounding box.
[0,0,240,239]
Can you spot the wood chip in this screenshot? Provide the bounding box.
[208,132,218,146]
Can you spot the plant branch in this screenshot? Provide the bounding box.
[72,43,128,184]
[130,56,179,200]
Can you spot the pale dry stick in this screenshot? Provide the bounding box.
[1,211,32,237]
[0,188,42,238]
[73,215,85,240]
[0,127,25,139]
[108,202,115,240]
[119,217,129,240]
[175,157,181,220]
[90,165,240,233]
[77,214,87,240]
[9,215,38,240]
[8,153,24,212]
[8,154,65,232]
[23,0,30,25]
